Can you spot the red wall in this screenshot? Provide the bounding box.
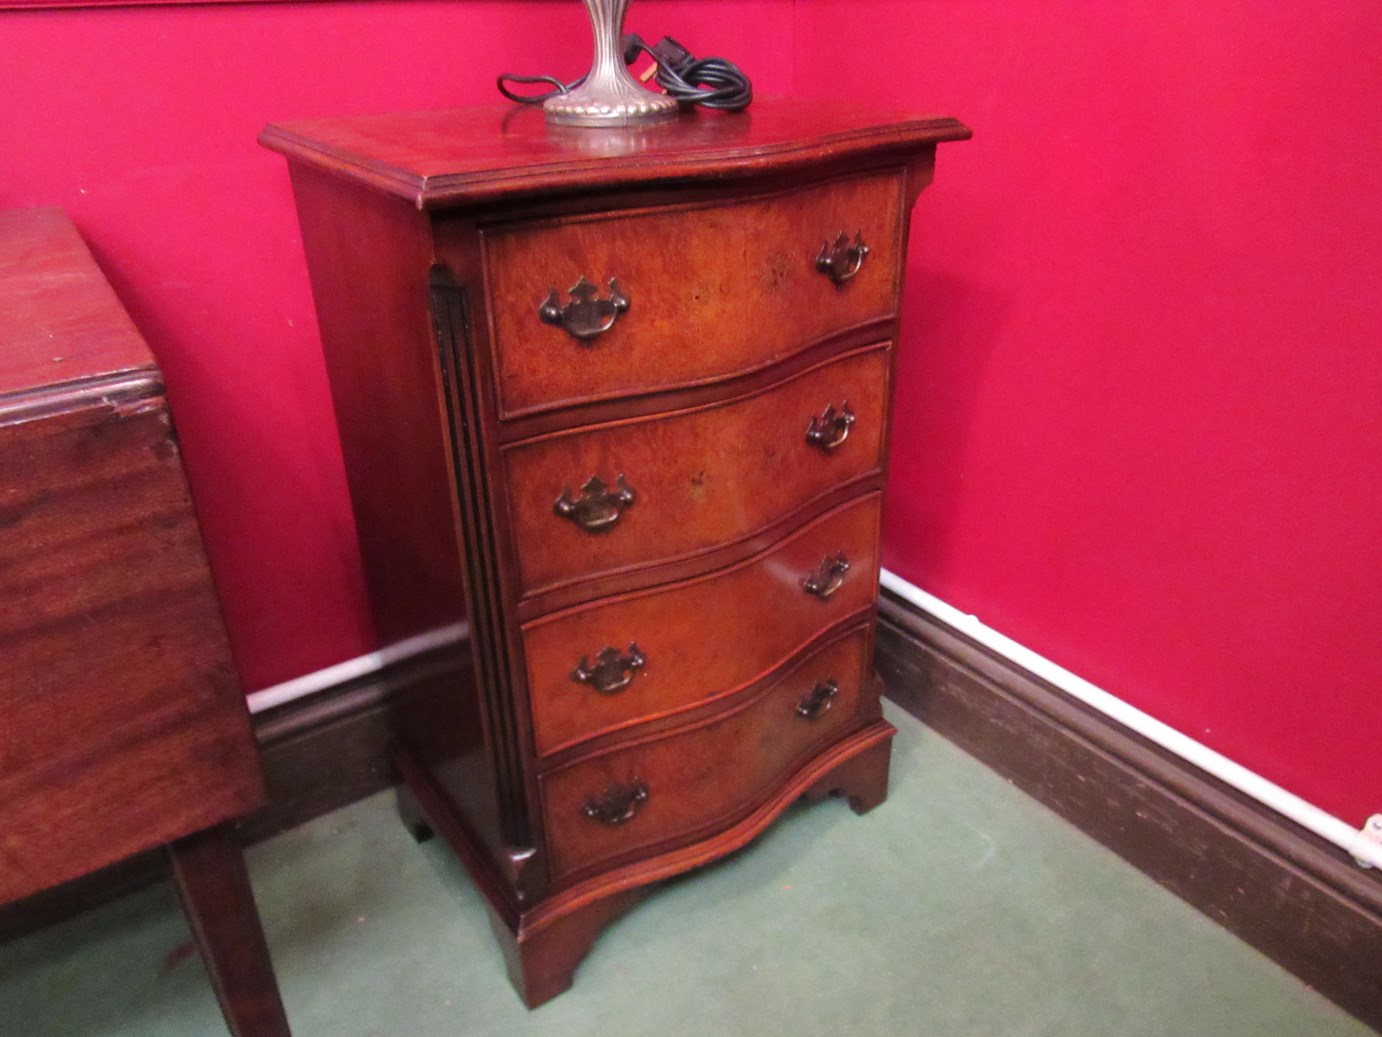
[4,1,1377,826]
[1,0,796,689]
[795,0,1381,825]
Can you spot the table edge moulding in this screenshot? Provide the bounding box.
[260,99,970,1008]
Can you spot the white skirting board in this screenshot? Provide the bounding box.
[878,568,1382,870]
[245,622,468,716]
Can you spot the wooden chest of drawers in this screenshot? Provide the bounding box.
[262,101,968,1007]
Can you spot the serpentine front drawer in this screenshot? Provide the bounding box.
[501,343,891,599]
[537,624,871,884]
[481,170,905,419]
[523,492,882,758]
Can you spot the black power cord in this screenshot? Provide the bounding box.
[497,34,752,113]
[496,73,578,105]
[626,34,753,112]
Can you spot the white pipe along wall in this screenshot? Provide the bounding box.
[878,568,1382,871]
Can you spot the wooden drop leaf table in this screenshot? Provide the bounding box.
[0,208,292,1037]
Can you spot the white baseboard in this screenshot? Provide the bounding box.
[245,622,469,716]
[879,569,1380,869]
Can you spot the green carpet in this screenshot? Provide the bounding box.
[1,704,1370,1036]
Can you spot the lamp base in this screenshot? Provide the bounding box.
[545,0,681,128]
[544,87,680,128]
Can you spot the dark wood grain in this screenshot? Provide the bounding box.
[0,210,263,904]
[0,403,264,901]
[266,101,965,1006]
[0,208,289,1035]
[0,207,150,399]
[0,628,473,944]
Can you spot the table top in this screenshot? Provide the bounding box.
[0,208,157,422]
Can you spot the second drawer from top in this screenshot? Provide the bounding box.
[501,343,891,601]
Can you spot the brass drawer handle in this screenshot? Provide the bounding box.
[554,475,636,532]
[539,277,630,342]
[572,644,646,695]
[803,552,850,599]
[583,780,648,826]
[796,679,840,721]
[816,231,870,286]
[806,403,855,452]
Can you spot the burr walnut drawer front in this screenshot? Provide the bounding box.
[538,626,870,883]
[481,170,905,418]
[502,344,890,598]
[523,493,882,757]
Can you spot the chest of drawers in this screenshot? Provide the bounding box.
[262,100,968,1006]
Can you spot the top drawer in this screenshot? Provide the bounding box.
[481,171,905,419]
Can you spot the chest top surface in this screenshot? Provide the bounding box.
[259,98,971,209]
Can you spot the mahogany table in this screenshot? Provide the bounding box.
[0,208,292,1037]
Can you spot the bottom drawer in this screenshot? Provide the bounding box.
[538,625,872,883]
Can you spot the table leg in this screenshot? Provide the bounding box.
[167,824,292,1037]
